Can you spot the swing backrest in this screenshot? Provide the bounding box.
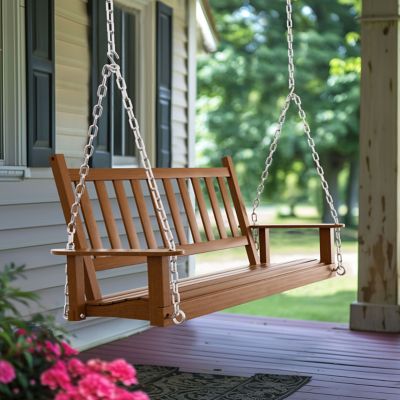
[51,154,259,271]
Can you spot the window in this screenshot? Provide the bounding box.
[113,7,137,163]
[91,1,139,167]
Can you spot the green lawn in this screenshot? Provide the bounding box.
[223,275,357,323]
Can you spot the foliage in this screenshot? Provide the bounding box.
[197,0,360,218]
[0,264,148,400]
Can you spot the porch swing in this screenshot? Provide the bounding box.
[51,0,345,327]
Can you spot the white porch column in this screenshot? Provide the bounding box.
[350,0,400,332]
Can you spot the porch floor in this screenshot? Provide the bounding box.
[82,313,400,399]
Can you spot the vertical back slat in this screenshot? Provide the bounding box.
[217,177,239,237]
[163,178,188,244]
[80,188,103,249]
[205,177,227,239]
[191,178,215,241]
[94,181,122,249]
[130,180,157,248]
[113,180,141,249]
[223,156,259,265]
[177,178,202,243]
[147,182,169,248]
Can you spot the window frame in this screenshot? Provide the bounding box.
[91,0,156,168]
[0,0,27,173]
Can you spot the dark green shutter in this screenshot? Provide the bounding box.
[89,0,112,167]
[26,0,55,167]
[156,2,173,167]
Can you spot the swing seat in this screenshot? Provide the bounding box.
[51,154,343,327]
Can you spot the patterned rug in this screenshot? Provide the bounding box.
[136,365,310,400]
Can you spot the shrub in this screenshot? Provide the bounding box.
[0,264,149,400]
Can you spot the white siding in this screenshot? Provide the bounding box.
[168,0,189,167]
[0,0,191,350]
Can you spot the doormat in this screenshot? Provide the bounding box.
[135,365,310,400]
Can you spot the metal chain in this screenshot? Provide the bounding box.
[64,0,186,323]
[251,0,345,276]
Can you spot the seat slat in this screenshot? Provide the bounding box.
[113,181,141,249]
[217,177,239,237]
[163,178,188,244]
[80,188,103,249]
[90,259,329,307]
[130,180,157,248]
[97,259,313,304]
[205,177,228,239]
[192,178,215,241]
[94,181,122,248]
[177,178,202,243]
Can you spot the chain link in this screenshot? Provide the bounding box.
[251,0,345,276]
[63,0,186,323]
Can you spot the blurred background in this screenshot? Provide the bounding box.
[195,0,360,324]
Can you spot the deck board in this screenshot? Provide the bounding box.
[81,314,400,399]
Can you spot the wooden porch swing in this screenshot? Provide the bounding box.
[51,0,345,327]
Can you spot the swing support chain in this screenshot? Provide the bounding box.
[64,0,186,324]
[251,0,346,276]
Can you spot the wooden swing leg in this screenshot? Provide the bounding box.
[148,256,171,326]
[319,228,334,265]
[66,255,86,321]
[258,228,271,265]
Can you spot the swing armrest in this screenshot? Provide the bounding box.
[251,224,344,265]
[251,223,344,229]
[51,249,185,257]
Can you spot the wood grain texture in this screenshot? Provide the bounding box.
[191,178,214,241]
[66,255,86,321]
[319,228,334,264]
[113,180,140,249]
[52,249,185,256]
[223,156,259,265]
[79,189,103,249]
[81,315,400,400]
[130,180,157,248]
[69,167,231,181]
[259,228,270,265]
[50,155,101,300]
[163,178,188,244]
[177,178,201,243]
[205,177,228,239]
[94,181,122,249]
[217,176,239,237]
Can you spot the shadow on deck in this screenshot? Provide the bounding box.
[81,314,400,399]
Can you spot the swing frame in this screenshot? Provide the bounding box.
[51,153,342,327]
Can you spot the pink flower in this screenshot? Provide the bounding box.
[87,358,106,372]
[132,391,150,400]
[15,328,27,336]
[113,388,137,400]
[106,359,137,385]
[62,342,79,357]
[78,373,114,398]
[45,340,61,357]
[41,361,71,390]
[68,358,87,377]
[0,360,16,384]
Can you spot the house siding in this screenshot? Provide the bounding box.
[0,0,191,349]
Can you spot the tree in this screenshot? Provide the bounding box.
[197,0,360,222]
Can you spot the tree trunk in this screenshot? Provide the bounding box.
[322,156,342,223]
[344,159,359,227]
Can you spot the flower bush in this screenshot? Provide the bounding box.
[0,264,149,400]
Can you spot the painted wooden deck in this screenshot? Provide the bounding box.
[82,314,400,399]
